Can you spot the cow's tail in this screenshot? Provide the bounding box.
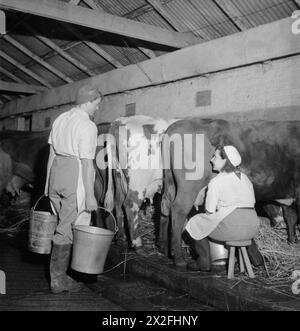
[104,135,116,212]
[160,134,176,218]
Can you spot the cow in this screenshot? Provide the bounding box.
[0,130,107,227]
[160,119,300,267]
[0,130,50,203]
[102,115,178,248]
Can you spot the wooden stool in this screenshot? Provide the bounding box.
[226,240,254,279]
[0,270,5,294]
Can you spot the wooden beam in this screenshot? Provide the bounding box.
[147,0,209,42]
[2,35,74,83]
[213,0,250,31]
[69,0,81,5]
[0,9,5,34]
[23,23,97,76]
[146,0,181,31]
[0,0,201,48]
[72,0,156,63]
[0,66,24,83]
[82,0,157,59]
[81,0,100,9]
[66,0,123,68]
[1,17,298,119]
[0,50,52,87]
[83,41,124,68]
[0,80,47,93]
[0,94,12,101]
[61,23,123,68]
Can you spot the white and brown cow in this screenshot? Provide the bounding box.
[101,115,177,247]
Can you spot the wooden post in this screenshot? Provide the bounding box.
[0,270,6,294]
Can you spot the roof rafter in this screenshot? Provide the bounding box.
[146,0,182,31]
[0,80,47,93]
[0,94,13,102]
[0,67,27,100]
[0,0,201,48]
[2,34,74,83]
[69,0,81,5]
[147,0,209,41]
[83,0,157,59]
[294,0,300,8]
[213,0,249,31]
[63,24,124,68]
[23,22,97,77]
[0,50,52,87]
[66,0,123,69]
[0,65,24,83]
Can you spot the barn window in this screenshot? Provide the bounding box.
[24,115,32,131]
[195,90,212,107]
[17,115,32,131]
[125,103,136,116]
[44,117,51,128]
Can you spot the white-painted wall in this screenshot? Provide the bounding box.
[97,56,300,123]
[1,17,299,131]
[2,54,297,131]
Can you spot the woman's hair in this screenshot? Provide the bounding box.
[216,145,241,179]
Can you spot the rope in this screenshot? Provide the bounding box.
[98,249,138,276]
[0,217,29,234]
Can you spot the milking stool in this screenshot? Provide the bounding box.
[226,240,255,279]
[0,269,6,294]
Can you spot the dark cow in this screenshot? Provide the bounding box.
[160,119,300,266]
[0,130,50,202]
[0,129,107,226]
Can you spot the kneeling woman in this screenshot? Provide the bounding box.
[185,145,260,272]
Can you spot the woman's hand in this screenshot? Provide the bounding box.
[194,186,207,211]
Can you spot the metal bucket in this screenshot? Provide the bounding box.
[71,208,118,274]
[28,195,57,254]
[209,240,228,266]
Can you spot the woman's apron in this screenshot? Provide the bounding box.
[185,205,237,241]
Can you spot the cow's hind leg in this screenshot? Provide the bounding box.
[158,214,169,256]
[159,192,173,256]
[282,205,298,244]
[114,205,127,244]
[171,203,191,267]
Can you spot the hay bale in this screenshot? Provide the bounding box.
[255,218,300,279]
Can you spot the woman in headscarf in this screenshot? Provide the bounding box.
[185,145,260,272]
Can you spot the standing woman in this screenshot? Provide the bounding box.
[44,85,102,293]
[185,145,260,272]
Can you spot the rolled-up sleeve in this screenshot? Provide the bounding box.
[78,122,97,159]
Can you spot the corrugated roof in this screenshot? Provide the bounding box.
[0,0,297,105]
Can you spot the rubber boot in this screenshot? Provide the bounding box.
[50,243,84,294]
[247,239,264,267]
[187,238,211,272]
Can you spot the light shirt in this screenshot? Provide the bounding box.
[205,172,255,213]
[185,171,256,240]
[48,106,97,159]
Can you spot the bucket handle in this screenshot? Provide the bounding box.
[78,206,119,234]
[32,194,55,213]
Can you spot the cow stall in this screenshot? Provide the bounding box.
[0,0,300,312]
